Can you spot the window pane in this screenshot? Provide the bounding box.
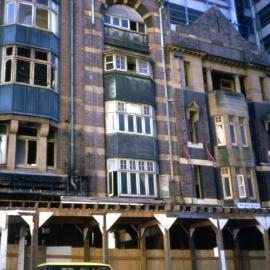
[130,21,137,31]
[104,15,110,24]
[36,8,48,29]
[145,117,151,134]
[5,60,12,82]
[51,10,58,35]
[128,115,134,132]
[18,3,32,25]
[37,0,49,6]
[139,174,146,195]
[127,56,136,72]
[34,63,47,86]
[27,140,37,165]
[51,67,56,89]
[6,2,16,24]
[16,60,30,83]
[0,136,7,164]
[121,19,128,28]
[47,142,55,167]
[240,126,247,145]
[138,23,145,33]
[18,126,37,136]
[16,140,26,165]
[136,116,142,133]
[247,176,254,197]
[6,47,13,56]
[116,55,125,70]
[230,124,236,144]
[113,17,120,26]
[130,173,137,195]
[121,172,128,194]
[17,47,31,58]
[224,177,231,198]
[35,50,48,61]
[119,114,125,131]
[148,174,155,195]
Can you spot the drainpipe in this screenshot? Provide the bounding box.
[159,1,175,200]
[91,0,95,25]
[70,0,77,190]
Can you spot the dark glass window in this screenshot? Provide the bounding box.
[16,60,30,83]
[34,63,47,86]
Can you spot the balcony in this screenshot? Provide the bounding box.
[104,25,149,53]
[0,171,67,196]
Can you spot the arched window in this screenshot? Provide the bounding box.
[104,5,146,34]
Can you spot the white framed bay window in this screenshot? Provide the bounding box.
[107,158,158,197]
[106,101,155,137]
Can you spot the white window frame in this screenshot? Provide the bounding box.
[107,158,158,197]
[221,167,233,200]
[105,101,155,137]
[236,170,246,198]
[2,45,58,91]
[239,118,248,147]
[215,116,226,146]
[104,54,151,77]
[229,116,237,146]
[16,136,38,167]
[5,0,59,35]
[104,14,146,34]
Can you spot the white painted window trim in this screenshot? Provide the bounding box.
[221,167,233,200]
[215,116,226,146]
[107,158,158,197]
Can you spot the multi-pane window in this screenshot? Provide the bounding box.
[106,101,155,137]
[5,0,59,35]
[236,168,246,198]
[16,126,38,167]
[221,167,232,199]
[229,116,237,145]
[104,54,152,76]
[104,14,146,34]
[239,118,248,146]
[107,159,158,197]
[215,116,226,146]
[0,125,8,165]
[194,166,203,199]
[2,46,58,90]
[246,168,254,198]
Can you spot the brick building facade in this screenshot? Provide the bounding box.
[0,1,270,270]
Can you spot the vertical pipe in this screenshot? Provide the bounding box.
[70,0,76,190]
[159,3,175,200]
[91,0,95,25]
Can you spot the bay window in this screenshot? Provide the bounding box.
[5,0,59,35]
[107,158,158,197]
[106,101,155,136]
[2,46,58,90]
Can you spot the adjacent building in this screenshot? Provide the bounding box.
[0,1,270,270]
